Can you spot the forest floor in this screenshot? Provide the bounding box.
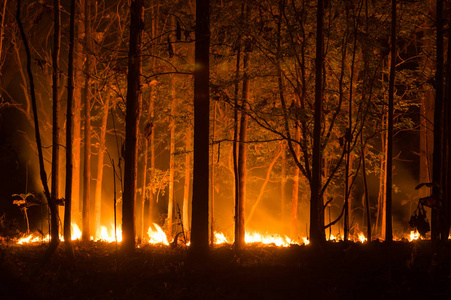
[0,239,451,299]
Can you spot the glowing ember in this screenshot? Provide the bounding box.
[302,237,310,245]
[147,223,169,245]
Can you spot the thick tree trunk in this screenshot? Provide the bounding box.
[190,0,210,258]
[122,0,143,253]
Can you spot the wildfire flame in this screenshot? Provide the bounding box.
[408,230,420,242]
[147,223,169,245]
[15,224,432,247]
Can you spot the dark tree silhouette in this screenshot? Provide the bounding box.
[385,0,397,243]
[122,0,144,253]
[64,0,76,244]
[310,0,326,245]
[190,0,210,258]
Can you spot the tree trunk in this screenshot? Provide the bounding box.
[290,126,300,240]
[94,97,109,238]
[122,0,143,253]
[235,49,250,250]
[82,0,92,241]
[168,23,177,239]
[247,147,282,224]
[310,0,325,245]
[190,0,210,258]
[384,0,396,242]
[51,0,60,215]
[64,0,76,244]
[16,0,59,245]
[432,0,444,241]
[72,0,84,225]
[183,126,192,237]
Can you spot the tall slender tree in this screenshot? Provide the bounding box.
[64,0,76,244]
[190,0,210,258]
[82,0,92,241]
[310,0,325,245]
[51,0,61,218]
[122,0,144,253]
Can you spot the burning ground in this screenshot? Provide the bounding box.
[1,240,451,299]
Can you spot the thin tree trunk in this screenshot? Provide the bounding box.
[82,0,92,241]
[210,102,216,245]
[190,0,210,258]
[183,130,191,237]
[51,0,61,222]
[168,23,176,239]
[432,0,444,241]
[247,148,282,224]
[310,0,325,245]
[385,0,396,242]
[122,0,143,253]
[291,126,300,240]
[72,0,84,225]
[16,0,59,245]
[236,50,250,249]
[281,144,286,224]
[94,98,109,238]
[64,0,76,244]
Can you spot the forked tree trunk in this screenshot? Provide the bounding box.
[247,147,282,224]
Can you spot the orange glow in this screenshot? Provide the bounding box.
[408,230,420,242]
[147,223,169,245]
[214,231,229,244]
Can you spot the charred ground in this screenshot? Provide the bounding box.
[1,241,451,299]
